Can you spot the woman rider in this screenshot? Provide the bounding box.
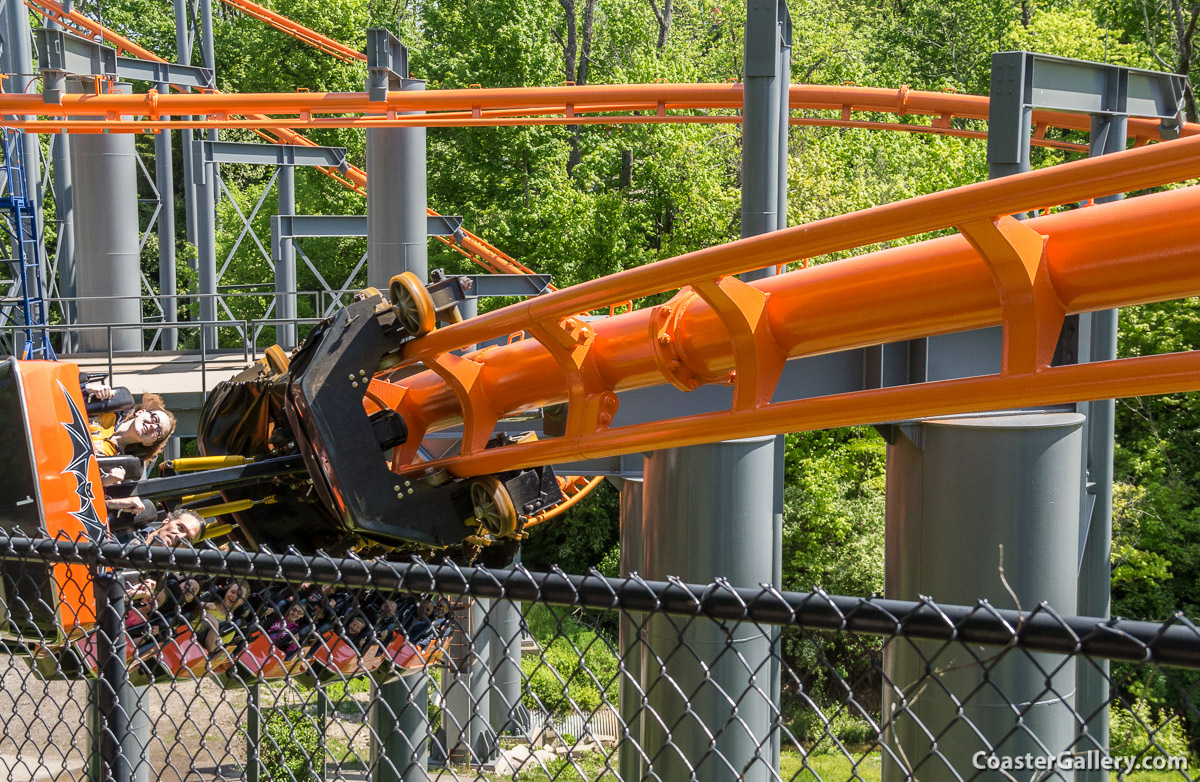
[84,382,176,515]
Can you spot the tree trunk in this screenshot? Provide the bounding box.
[562,0,596,174]
[620,149,633,188]
[650,0,674,51]
[559,0,577,84]
[1167,0,1199,120]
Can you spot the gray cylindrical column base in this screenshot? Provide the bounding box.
[70,124,142,353]
[883,413,1083,782]
[617,478,645,782]
[443,599,495,767]
[373,673,431,782]
[641,439,777,782]
[488,596,526,737]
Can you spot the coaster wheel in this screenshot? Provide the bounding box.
[469,476,518,538]
[389,272,436,338]
[354,285,383,302]
[263,344,290,375]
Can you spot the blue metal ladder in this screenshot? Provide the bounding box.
[0,128,54,360]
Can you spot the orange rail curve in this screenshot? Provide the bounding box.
[219,0,367,63]
[344,132,1200,478]
[2,83,1195,149]
[23,0,542,283]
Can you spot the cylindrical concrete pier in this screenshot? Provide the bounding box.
[640,438,777,781]
[883,413,1083,781]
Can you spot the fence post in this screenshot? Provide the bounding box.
[315,686,329,778]
[94,571,132,782]
[617,478,645,782]
[245,683,261,782]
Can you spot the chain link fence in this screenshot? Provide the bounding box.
[0,534,1195,781]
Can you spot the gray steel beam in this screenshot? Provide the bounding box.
[467,273,551,297]
[111,56,212,89]
[173,0,198,250]
[990,51,1189,180]
[202,140,347,169]
[740,0,782,268]
[156,96,178,351]
[272,214,461,240]
[51,121,76,350]
[195,157,218,349]
[776,11,791,233]
[69,79,143,352]
[443,599,495,767]
[35,29,213,101]
[988,51,1034,179]
[640,439,777,781]
[48,2,76,352]
[366,29,409,103]
[1074,75,1129,780]
[275,164,298,349]
[883,414,1083,781]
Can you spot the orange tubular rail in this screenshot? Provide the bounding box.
[361,133,1200,478]
[2,83,1196,149]
[219,0,367,63]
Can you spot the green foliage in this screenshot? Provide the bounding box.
[522,481,619,575]
[1109,699,1192,759]
[261,707,323,782]
[521,604,618,716]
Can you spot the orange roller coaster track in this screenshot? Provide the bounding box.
[1,82,1195,152]
[339,133,1200,478]
[219,0,367,63]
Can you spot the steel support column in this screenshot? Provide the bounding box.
[487,588,525,738]
[740,1,781,266]
[1074,107,1127,775]
[882,414,1083,780]
[156,84,178,351]
[48,1,76,351]
[373,673,430,782]
[367,80,427,289]
[444,599,494,766]
[776,22,791,232]
[174,0,197,250]
[275,163,298,349]
[195,154,218,349]
[640,438,777,781]
[617,477,645,782]
[69,79,142,352]
[371,49,431,771]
